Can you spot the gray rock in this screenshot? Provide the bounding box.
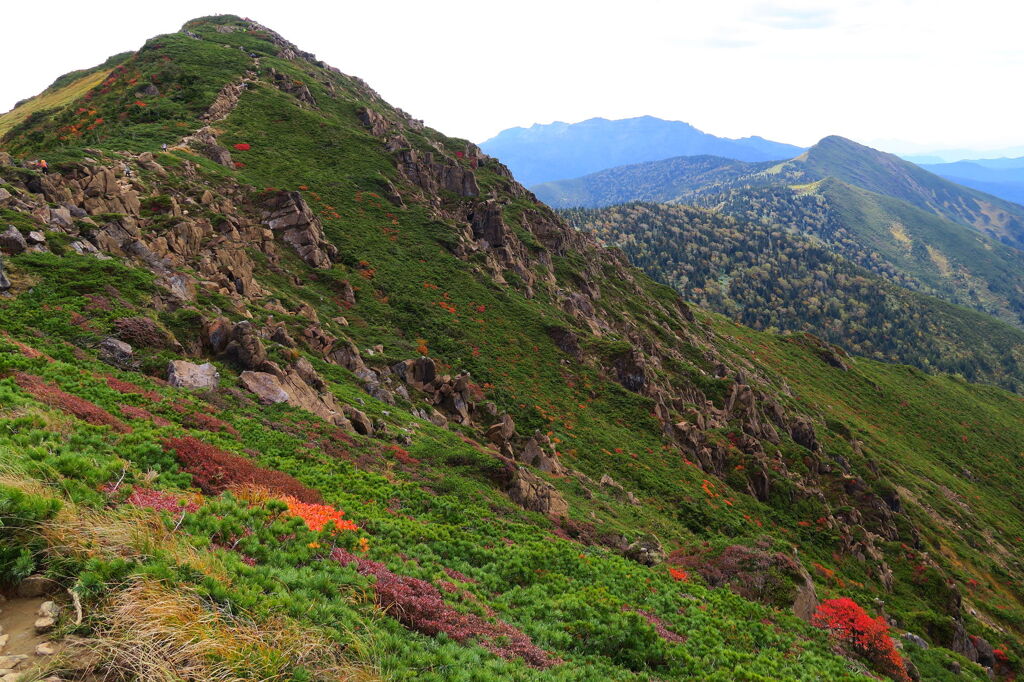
[167,360,220,389]
[98,337,134,367]
[239,371,290,404]
[902,632,929,649]
[344,405,374,435]
[0,226,26,254]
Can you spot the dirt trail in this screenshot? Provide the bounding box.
[0,596,48,656]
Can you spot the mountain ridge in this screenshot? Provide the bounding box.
[479,115,803,186]
[0,14,1019,681]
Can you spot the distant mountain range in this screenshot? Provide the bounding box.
[917,158,1024,206]
[478,116,803,186]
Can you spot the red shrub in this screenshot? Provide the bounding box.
[233,143,251,151]
[13,372,130,433]
[163,436,321,503]
[812,598,908,681]
[119,404,172,427]
[2,334,51,361]
[105,375,162,401]
[332,549,556,668]
[183,411,239,436]
[126,487,201,514]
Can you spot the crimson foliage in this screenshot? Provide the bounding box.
[163,436,321,503]
[332,548,556,668]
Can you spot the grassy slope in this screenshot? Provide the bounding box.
[0,71,110,137]
[0,14,1019,681]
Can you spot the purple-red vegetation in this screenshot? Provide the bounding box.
[13,372,131,433]
[331,548,556,668]
[163,436,321,503]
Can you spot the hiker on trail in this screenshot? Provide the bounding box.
[122,162,132,178]
[162,143,168,152]
[38,159,48,174]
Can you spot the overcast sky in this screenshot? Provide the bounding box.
[2,0,1022,156]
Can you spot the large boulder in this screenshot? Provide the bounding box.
[344,405,374,435]
[504,466,569,518]
[239,371,290,404]
[222,321,267,370]
[0,225,27,254]
[98,337,134,368]
[167,360,220,389]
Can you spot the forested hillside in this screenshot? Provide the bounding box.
[566,202,1024,391]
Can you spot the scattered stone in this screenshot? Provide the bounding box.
[0,654,28,670]
[0,226,27,255]
[33,617,56,634]
[16,574,55,598]
[167,360,220,389]
[98,337,134,368]
[345,405,374,435]
[34,642,57,656]
[624,535,665,566]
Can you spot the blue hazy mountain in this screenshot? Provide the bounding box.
[919,158,1024,206]
[478,115,803,186]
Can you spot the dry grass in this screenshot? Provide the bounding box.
[81,578,380,681]
[40,505,233,586]
[0,70,108,135]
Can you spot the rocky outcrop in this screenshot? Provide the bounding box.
[239,370,290,403]
[486,413,517,458]
[261,191,336,268]
[269,68,316,106]
[611,349,647,393]
[624,535,665,566]
[221,320,268,370]
[182,127,234,166]
[391,357,475,424]
[239,362,351,428]
[503,465,569,518]
[394,140,479,198]
[167,360,220,389]
[357,107,389,136]
[519,431,566,475]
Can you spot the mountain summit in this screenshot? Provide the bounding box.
[479,115,803,186]
[0,15,1021,681]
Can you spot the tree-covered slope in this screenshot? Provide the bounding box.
[0,15,1020,681]
[788,136,1024,249]
[535,140,1024,335]
[566,202,1024,391]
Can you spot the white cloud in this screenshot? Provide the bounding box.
[0,0,1021,154]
